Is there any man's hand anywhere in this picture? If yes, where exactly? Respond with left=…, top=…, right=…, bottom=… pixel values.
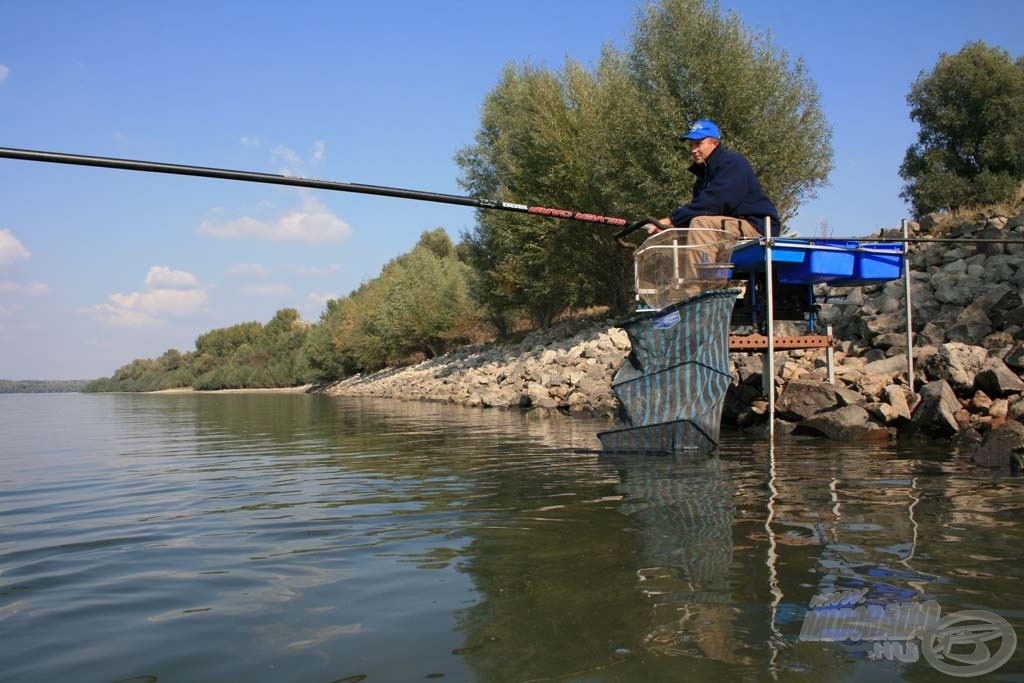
left=646, top=217, right=673, bottom=235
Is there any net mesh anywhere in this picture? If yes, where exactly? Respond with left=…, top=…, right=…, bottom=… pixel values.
left=598, top=289, right=738, bottom=453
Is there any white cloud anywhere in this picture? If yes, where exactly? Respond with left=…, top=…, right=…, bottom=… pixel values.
left=198, top=196, right=351, bottom=243
left=144, top=266, right=200, bottom=289
left=267, top=140, right=326, bottom=175
left=0, top=281, right=48, bottom=296
left=0, top=65, right=8, bottom=85
left=302, top=292, right=338, bottom=320
left=226, top=263, right=270, bottom=278
left=0, top=229, right=30, bottom=268
left=241, top=136, right=261, bottom=147
left=83, top=268, right=207, bottom=327
left=272, top=145, right=303, bottom=173
left=0, top=303, right=19, bottom=318
left=239, top=283, right=293, bottom=297
left=292, top=263, right=341, bottom=278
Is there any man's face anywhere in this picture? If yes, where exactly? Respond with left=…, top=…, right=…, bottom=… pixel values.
left=688, top=137, right=719, bottom=164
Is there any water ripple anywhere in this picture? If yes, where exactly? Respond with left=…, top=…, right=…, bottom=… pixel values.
left=1, top=394, right=1022, bottom=681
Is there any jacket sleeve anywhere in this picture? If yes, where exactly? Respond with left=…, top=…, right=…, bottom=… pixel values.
left=669, top=153, right=751, bottom=227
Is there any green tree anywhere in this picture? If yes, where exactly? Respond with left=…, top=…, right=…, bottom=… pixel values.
left=304, top=297, right=361, bottom=380
left=457, top=0, right=831, bottom=325
left=900, top=41, right=1024, bottom=216
left=195, top=322, right=263, bottom=359
left=378, top=239, right=479, bottom=359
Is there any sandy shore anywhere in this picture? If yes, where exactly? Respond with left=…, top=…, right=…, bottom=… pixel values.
left=150, top=384, right=314, bottom=395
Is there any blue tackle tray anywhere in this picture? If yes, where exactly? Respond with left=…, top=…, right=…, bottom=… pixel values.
left=832, top=243, right=904, bottom=285
left=777, top=240, right=858, bottom=284
left=730, top=238, right=808, bottom=272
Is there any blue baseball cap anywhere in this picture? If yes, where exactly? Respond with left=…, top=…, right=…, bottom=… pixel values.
left=680, top=119, right=721, bottom=141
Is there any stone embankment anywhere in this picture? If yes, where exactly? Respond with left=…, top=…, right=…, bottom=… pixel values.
left=325, top=319, right=631, bottom=416
left=326, top=210, right=1024, bottom=469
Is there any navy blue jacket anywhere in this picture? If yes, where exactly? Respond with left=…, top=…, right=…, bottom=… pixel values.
left=669, top=146, right=780, bottom=235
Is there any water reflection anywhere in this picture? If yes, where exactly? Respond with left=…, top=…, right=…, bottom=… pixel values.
left=606, top=454, right=745, bottom=663
left=1, top=394, right=1021, bottom=682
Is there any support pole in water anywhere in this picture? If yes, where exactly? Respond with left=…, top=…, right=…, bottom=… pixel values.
left=764, top=218, right=776, bottom=440
left=826, top=324, right=835, bottom=385
left=902, top=218, right=915, bottom=389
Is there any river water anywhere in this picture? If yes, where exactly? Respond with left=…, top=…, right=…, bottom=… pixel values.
left=1, top=393, right=1022, bottom=682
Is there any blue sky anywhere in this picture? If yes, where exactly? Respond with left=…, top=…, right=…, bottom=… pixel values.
left=1, top=1, right=1021, bottom=380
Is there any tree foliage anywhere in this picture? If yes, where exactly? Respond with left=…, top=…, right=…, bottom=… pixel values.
left=308, top=229, right=482, bottom=377
left=86, top=228, right=481, bottom=392
left=900, top=41, right=1024, bottom=216
left=457, top=0, right=831, bottom=326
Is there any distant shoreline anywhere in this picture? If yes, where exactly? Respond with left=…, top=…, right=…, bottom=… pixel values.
left=148, top=385, right=314, bottom=395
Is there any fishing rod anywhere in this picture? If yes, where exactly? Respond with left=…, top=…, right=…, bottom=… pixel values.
left=8, top=146, right=1017, bottom=246
left=0, top=146, right=654, bottom=243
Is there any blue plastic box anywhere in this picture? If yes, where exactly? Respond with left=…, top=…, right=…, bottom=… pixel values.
left=730, top=238, right=808, bottom=272
left=778, top=240, right=858, bottom=284
left=833, top=243, right=904, bottom=285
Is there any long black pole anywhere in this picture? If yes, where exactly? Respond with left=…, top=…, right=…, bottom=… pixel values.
left=6, top=146, right=1023, bottom=245
left=0, top=146, right=628, bottom=228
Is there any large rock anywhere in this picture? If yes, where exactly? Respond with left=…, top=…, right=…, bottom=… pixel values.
left=796, top=405, right=890, bottom=441
left=883, top=384, right=913, bottom=421
left=975, top=358, right=1024, bottom=397
left=863, top=355, right=910, bottom=384
left=930, top=272, right=987, bottom=306
left=946, top=306, right=993, bottom=344
left=524, top=382, right=557, bottom=409
left=1003, top=345, right=1024, bottom=372
left=776, top=379, right=861, bottom=421
left=923, top=343, right=988, bottom=393
left=733, top=354, right=763, bottom=386
left=916, top=321, right=947, bottom=346
left=977, top=225, right=1006, bottom=256
left=971, top=421, right=1024, bottom=470
left=1011, top=398, right=1024, bottom=421
left=909, top=380, right=961, bottom=436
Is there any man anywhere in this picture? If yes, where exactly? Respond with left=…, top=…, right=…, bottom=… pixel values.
left=649, top=119, right=779, bottom=238
left=636, top=119, right=780, bottom=306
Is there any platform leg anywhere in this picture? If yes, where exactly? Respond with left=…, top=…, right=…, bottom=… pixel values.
left=826, top=324, right=835, bottom=385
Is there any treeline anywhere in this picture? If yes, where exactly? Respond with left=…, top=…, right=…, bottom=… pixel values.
left=86, top=230, right=482, bottom=392
left=84, top=307, right=311, bottom=393
left=0, top=379, right=92, bottom=393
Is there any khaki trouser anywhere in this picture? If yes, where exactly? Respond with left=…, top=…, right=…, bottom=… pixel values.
left=688, top=215, right=761, bottom=239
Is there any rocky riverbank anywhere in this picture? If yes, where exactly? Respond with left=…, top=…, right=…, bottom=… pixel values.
left=324, top=210, right=1024, bottom=469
